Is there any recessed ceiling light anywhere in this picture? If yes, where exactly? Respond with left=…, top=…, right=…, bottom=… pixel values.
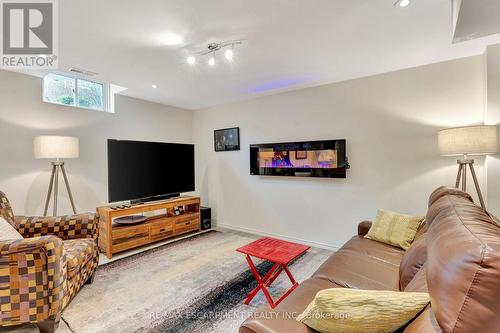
left=152, top=84, right=158, bottom=89
left=186, top=56, right=196, bottom=65
left=394, top=0, right=410, bottom=7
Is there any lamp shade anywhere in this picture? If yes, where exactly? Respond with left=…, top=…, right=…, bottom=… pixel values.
left=34, top=136, right=79, bottom=159
left=438, top=125, right=498, bottom=156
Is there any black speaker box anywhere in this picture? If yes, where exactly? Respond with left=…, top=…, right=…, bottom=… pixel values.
left=200, top=206, right=212, bottom=230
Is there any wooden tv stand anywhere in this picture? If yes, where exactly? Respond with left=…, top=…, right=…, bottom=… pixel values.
left=97, top=196, right=200, bottom=258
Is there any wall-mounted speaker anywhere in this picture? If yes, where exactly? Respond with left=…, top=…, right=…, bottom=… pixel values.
left=200, top=206, right=211, bottom=230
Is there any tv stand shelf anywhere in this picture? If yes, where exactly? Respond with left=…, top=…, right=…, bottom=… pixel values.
left=97, top=196, right=200, bottom=258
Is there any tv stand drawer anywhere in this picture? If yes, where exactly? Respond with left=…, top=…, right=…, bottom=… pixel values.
left=174, top=216, right=199, bottom=235
left=150, top=221, right=174, bottom=241
left=112, top=224, right=149, bottom=239
left=112, top=225, right=149, bottom=252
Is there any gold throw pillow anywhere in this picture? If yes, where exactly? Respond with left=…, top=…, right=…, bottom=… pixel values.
left=297, top=288, right=430, bottom=333
left=365, top=209, right=424, bottom=250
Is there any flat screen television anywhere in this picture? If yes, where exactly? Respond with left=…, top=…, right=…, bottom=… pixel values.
left=107, top=139, right=195, bottom=203
left=250, top=139, right=347, bottom=178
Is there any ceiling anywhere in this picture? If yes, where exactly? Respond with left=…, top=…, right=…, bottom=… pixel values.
left=453, top=0, right=500, bottom=43
left=51, top=0, right=500, bottom=110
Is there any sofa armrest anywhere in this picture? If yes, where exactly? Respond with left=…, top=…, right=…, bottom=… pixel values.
left=14, top=213, right=98, bottom=240
left=0, top=236, right=67, bottom=326
left=358, top=220, right=372, bottom=236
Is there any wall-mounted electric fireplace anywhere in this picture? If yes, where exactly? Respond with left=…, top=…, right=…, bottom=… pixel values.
left=250, top=139, right=347, bottom=178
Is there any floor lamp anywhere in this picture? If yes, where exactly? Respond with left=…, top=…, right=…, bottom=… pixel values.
left=438, top=125, right=498, bottom=209
left=34, top=136, right=79, bottom=216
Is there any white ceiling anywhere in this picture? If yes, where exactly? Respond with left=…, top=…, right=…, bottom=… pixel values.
left=54, top=0, right=500, bottom=110
left=453, top=0, right=500, bottom=42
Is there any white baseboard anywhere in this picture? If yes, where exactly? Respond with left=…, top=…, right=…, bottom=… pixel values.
left=214, top=221, right=340, bottom=252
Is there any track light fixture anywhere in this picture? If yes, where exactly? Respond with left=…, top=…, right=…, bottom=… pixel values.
left=394, top=0, right=410, bottom=7
left=224, top=49, right=233, bottom=61
left=186, top=40, right=242, bottom=67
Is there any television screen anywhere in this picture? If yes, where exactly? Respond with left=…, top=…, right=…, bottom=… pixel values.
left=250, top=140, right=347, bottom=178
left=107, top=139, right=195, bottom=202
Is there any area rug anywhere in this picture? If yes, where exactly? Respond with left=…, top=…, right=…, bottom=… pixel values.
left=59, top=230, right=330, bottom=333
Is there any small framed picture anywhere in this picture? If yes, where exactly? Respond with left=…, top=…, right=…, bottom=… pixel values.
left=214, top=127, right=240, bottom=152
left=295, top=150, right=307, bottom=159
left=174, top=206, right=185, bottom=216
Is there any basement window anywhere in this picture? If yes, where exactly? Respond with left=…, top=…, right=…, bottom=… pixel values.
left=43, top=73, right=110, bottom=112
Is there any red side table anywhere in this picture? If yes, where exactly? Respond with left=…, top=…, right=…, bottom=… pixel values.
left=236, top=237, right=310, bottom=308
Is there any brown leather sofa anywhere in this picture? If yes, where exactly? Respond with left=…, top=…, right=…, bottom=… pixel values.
left=240, top=186, right=500, bottom=333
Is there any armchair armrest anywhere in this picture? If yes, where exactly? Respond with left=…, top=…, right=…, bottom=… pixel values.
left=358, top=220, right=372, bottom=236
left=0, top=236, right=67, bottom=326
left=14, top=213, right=98, bottom=240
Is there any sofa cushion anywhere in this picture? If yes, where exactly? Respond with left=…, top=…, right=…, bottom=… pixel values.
left=240, top=278, right=339, bottom=333
left=402, top=307, right=442, bottom=333
left=276, top=277, right=342, bottom=314
left=312, top=236, right=403, bottom=290
left=297, top=288, right=430, bottom=333
left=399, top=236, right=427, bottom=291
left=404, top=264, right=428, bottom=293
left=0, top=216, right=23, bottom=241
left=63, top=238, right=96, bottom=279
left=425, top=187, right=500, bottom=333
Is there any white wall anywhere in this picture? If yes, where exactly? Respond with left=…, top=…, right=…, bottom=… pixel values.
left=0, top=70, right=193, bottom=216
left=486, top=44, right=500, bottom=217
left=1, top=55, right=494, bottom=249
left=193, top=56, right=486, bottom=250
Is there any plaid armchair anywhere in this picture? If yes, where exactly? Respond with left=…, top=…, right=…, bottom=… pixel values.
left=0, top=191, right=99, bottom=333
